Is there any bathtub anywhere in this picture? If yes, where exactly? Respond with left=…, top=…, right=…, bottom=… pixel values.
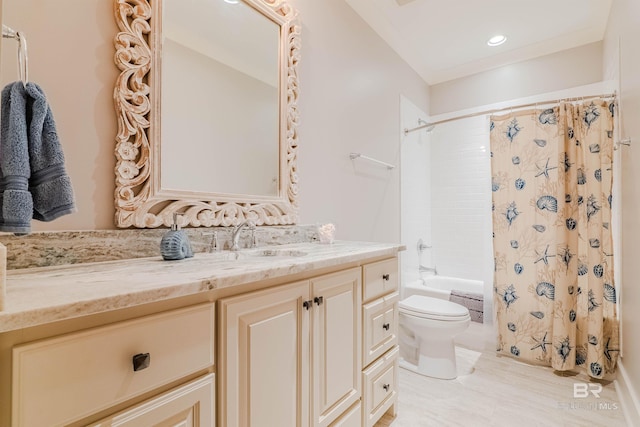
left=402, top=276, right=483, bottom=300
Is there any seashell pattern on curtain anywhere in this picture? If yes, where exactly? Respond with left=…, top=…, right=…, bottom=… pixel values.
left=490, top=100, right=619, bottom=378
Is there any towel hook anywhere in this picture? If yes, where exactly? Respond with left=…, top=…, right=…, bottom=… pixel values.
left=16, top=31, right=28, bottom=87
left=2, top=25, right=28, bottom=87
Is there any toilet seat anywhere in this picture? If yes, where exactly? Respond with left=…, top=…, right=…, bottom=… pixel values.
left=399, top=295, right=470, bottom=321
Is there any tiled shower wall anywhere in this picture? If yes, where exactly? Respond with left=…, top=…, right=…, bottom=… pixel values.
left=429, top=116, right=493, bottom=284
left=400, top=96, right=432, bottom=286
left=400, top=97, right=493, bottom=323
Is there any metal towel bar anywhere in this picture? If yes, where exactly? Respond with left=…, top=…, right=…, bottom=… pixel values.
left=349, top=152, right=395, bottom=170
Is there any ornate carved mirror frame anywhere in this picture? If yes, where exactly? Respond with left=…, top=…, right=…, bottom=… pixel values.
left=113, top=0, right=300, bottom=228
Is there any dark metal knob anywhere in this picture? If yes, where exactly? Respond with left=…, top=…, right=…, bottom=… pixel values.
left=314, top=296, right=324, bottom=306
left=383, top=383, right=390, bottom=392
left=303, top=300, right=313, bottom=310
left=382, top=323, right=390, bottom=331
left=132, top=353, right=150, bottom=372
left=382, top=274, right=390, bottom=281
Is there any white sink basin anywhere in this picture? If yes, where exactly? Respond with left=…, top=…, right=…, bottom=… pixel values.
left=242, top=249, right=308, bottom=258
left=202, top=248, right=308, bottom=261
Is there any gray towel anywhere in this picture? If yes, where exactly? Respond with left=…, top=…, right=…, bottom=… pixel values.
left=450, top=290, right=484, bottom=323
left=0, top=82, right=76, bottom=234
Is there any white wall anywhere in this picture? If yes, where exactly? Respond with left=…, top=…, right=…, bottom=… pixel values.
left=602, top=0, right=640, bottom=423
left=161, top=38, right=278, bottom=196
left=290, top=0, right=429, bottom=243
left=430, top=42, right=604, bottom=115
left=400, top=96, right=430, bottom=285
left=1, top=0, right=118, bottom=230
left=0, top=0, right=429, bottom=241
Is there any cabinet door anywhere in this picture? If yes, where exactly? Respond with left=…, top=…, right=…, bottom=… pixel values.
left=219, top=281, right=310, bottom=427
left=329, top=401, right=361, bottom=427
left=310, top=268, right=362, bottom=427
left=90, top=374, right=214, bottom=427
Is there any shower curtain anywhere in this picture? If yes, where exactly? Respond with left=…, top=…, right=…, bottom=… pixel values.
left=490, top=99, right=618, bottom=378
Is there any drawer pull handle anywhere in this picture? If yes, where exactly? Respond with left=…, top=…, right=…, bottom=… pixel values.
left=382, top=274, right=390, bottom=281
left=383, top=383, right=390, bottom=392
left=382, top=323, right=390, bottom=331
left=314, top=296, right=324, bottom=306
left=132, top=353, right=151, bottom=372
left=303, top=300, right=313, bottom=310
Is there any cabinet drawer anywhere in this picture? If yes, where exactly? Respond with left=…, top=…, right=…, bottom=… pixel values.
left=363, top=258, right=398, bottom=302
left=362, top=346, right=399, bottom=427
left=90, top=374, right=215, bottom=426
left=12, top=303, right=215, bottom=427
left=363, top=292, right=399, bottom=367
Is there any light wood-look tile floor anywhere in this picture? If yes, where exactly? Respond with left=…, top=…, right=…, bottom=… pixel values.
left=376, top=322, right=627, bottom=427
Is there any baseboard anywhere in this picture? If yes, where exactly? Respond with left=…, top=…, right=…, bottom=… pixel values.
left=615, top=361, right=640, bottom=426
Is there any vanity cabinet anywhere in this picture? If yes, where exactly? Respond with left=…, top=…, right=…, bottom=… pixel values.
left=219, top=268, right=362, bottom=427
left=11, top=303, right=215, bottom=427
left=1, top=242, right=403, bottom=427
left=361, top=258, right=399, bottom=427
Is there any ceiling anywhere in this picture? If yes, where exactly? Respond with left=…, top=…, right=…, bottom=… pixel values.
left=344, top=0, right=613, bottom=85
left=164, top=0, right=279, bottom=87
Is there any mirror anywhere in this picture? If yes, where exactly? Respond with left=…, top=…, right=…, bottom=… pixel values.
left=113, top=0, right=300, bottom=228
left=161, top=0, right=280, bottom=196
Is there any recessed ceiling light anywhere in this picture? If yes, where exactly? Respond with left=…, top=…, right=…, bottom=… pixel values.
left=487, top=35, right=507, bottom=47
left=224, top=0, right=240, bottom=4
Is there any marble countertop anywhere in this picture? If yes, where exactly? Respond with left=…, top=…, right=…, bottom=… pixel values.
left=0, top=241, right=403, bottom=333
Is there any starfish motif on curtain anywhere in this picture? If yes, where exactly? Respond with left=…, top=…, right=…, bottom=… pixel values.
left=531, top=332, right=552, bottom=353
left=534, top=245, right=556, bottom=265
left=535, top=158, right=558, bottom=178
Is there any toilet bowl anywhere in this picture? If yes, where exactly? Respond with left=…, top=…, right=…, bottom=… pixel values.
left=398, top=294, right=470, bottom=379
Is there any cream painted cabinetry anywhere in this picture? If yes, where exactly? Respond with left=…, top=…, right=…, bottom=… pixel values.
left=329, top=401, right=362, bottom=427
left=219, top=280, right=310, bottom=427
left=3, top=246, right=402, bottom=427
left=361, top=258, right=399, bottom=427
left=89, top=373, right=215, bottom=426
left=219, top=268, right=362, bottom=427
left=11, top=303, right=215, bottom=427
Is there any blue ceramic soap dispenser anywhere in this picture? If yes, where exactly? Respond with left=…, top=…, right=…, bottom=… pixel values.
left=160, top=213, right=194, bottom=261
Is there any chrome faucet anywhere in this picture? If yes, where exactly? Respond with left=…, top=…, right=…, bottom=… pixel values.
left=231, top=220, right=255, bottom=251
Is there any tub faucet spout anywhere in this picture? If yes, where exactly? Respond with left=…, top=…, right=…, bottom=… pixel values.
left=419, top=264, right=437, bottom=275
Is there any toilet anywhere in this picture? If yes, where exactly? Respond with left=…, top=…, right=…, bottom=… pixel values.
left=398, top=294, right=471, bottom=379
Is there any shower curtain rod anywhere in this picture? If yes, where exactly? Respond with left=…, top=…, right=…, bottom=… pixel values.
left=404, top=92, right=617, bottom=135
